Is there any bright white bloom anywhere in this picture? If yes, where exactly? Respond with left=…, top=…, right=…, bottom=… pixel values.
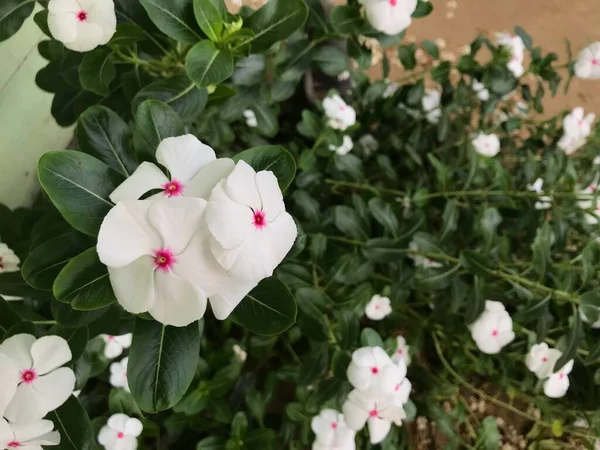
left=472, top=132, right=501, bottom=157
left=469, top=301, right=515, bottom=354
left=358, top=0, right=418, bottom=36
left=100, top=334, right=132, bottom=359
left=329, top=136, right=354, bottom=156
left=243, top=109, right=258, bottom=128
left=98, top=414, right=143, bottom=450
left=323, top=95, right=356, bottom=131
left=422, top=88, right=441, bottom=124
left=233, top=344, right=247, bottom=362
left=577, top=183, right=600, bottom=225
left=347, top=347, right=397, bottom=391
left=110, top=135, right=235, bottom=203
left=543, top=360, right=574, bottom=398
left=48, top=0, right=117, bottom=52
left=0, top=334, right=75, bottom=423
left=527, top=178, right=552, bottom=210
left=342, top=388, right=406, bottom=444
left=472, top=79, right=489, bottom=101
left=574, top=42, right=600, bottom=80
left=383, top=82, right=398, bottom=98
left=391, top=336, right=411, bottom=366
left=109, top=357, right=129, bottom=393
left=311, top=409, right=356, bottom=450
left=365, top=295, right=392, bottom=321
left=358, top=134, right=379, bottom=153
left=408, top=241, right=443, bottom=268
left=496, top=32, right=525, bottom=78
left=525, top=343, right=562, bottom=380
left=205, top=161, right=297, bottom=283
left=558, top=107, right=595, bottom=155
left=0, top=243, right=20, bottom=274
left=0, top=418, right=60, bottom=450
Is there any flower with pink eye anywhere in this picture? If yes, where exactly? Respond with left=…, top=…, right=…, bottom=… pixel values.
left=472, top=132, right=501, bottom=158
left=347, top=347, right=397, bottom=391
left=543, top=360, right=574, bottom=398
left=322, top=95, right=356, bottom=131
left=0, top=418, right=60, bottom=450
left=558, top=107, right=595, bottom=155
left=358, top=0, right=418, bottom=36
left=391, top=335, right=412, bottom=366
left=525, top=343, right=562, bottom=380
left=100, top=333, right=132, bottom=359
left=109, top=357, right=130, bottom=393
left=311, top=409, right=355, bottom=450
left=574, top=42, right=600, bottom=80
left=98, top=414, right=143, bottom=450
left=469, top=300, right=515, bottom=354
left=365, top=295, right=392, bottom=321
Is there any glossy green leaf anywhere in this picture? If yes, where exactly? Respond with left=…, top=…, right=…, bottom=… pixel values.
left=54, top=247, right=116, bottom=311
left=230, top=277, right=297, bottom=336
left=298, top=344, right=328, bottom=385
left=0, top=0, right=35, bottom=42
left=49, top=396, right=94, bottom=450
left=580, top=289, right=600, bottom=325
left=193, top=0, right=224, bottom=41
left=554, top=313, right=583, bottom=372
left=368, top=198, right=399, bottom=236
left=313, top=45, right=349, bottom=76
left=295, top=288, right=329, bottom=341
left=185, top=41, right=234, bottom=88
left=459, top=250, right=493, bottom=279
left=412, top=1, right=433, bottom=18
left=109, top=389, right=143, bottom=417
left=139, top=0, right=201, bottom=43
left=133, top=100, right=185, bottom=162
left=78, top=48, right=116, bottom=96
left=38, top=151, right=124, bottom=236
left=360, top=328, right=384, bottom=347
left=129, top=318, right=201, bottom=412
left=196, top=437, right=226, bottom=450
left=330, top=5, right=365, bottom=34
left=233, top=146, right=296, bottom=191
left=0, top=296, right=21, bottom=336
left=51, top=299, right=110, bottom=328
left=334, top=206, right=368, bottom=240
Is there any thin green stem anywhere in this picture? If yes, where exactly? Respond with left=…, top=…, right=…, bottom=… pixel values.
left=32, top=320, right=57, bottom=325
left=282, top=337, right=301, bottom=365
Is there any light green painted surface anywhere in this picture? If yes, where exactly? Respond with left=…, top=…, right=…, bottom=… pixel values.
left=0, top=7, right=74, bottom=209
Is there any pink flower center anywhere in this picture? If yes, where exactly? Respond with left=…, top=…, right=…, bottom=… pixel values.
left=7, top=442, right=21, bottom=448
left=339, top=105, right=346, bottom=111
left=397, top=348, right=403, bottom=355
left=76, top=10, right=88, bottom=22
left=371, top=366, right=379, bottom=374
left=592, top=58, right=598, bottom=66
left=389, top=0, right=398, bottom=5
left=491, top=329, right=499, bottom=337
left=0, top=257, right=4, bottom=269
left=330, top=422, right=338, bottom=429
left=394, top=383, right=401, bottom=392
left=117, top=432, right=125, bottom=439
left=162, top=179, right=184, bottom=197
left=253, top=210, right=267, bottom=229
left=375, top=305, right=380, bottom=310
left=20, top=369, right=36, bottom=384
left=542, top=356, right=548, bottom=362
left=153, top=248, right=176, bottom=272
left=369, top=409, right=379, bottom=418
left=107, top=335, right=115, bottom=340
left=559, top=372, right=565, bottom=380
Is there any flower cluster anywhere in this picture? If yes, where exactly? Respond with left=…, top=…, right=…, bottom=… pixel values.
left=97, top=135, right=297, bottom=326
left=525, top=343, right=574, bottom=398
left=557, top=107, right=595, bottom=155
left=0, top=334, right=76, bottom=449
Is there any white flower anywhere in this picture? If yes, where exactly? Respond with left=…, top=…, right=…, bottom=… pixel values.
left=110, top=135, right=235, bottom=203
left=594, top=156, right=600, bottom=165
left=358, top=0, right=417, bottom=36
left=525, top=343, right=562, bottom=380
left=243, top=109, right=258, bottom=128
left=109, top=357, right=129, bottom=392
left=408, top=241, right=443, bottom=268
left=0, top=334, right=75, bottom=423
left=233, top=344, right=247, bottom=362
left=472, top=79, right=490, bottom=101
left=543, top=360, right=574, bottom=398
left=0, top=418, right=60, bottom=449
left=364, top=295, right=392, bottom=321
left=48, top=0, right=117, bottom=52
left=337, top=71, right=351, bottom=81
left=342, top=388, right=406, bottom=444
left=0, top=243, right=20, bottom=274
left=496, top=32, right=525, bottom=77
left=329, top=136, right=354, bottom=156
left=346, top=347, right=396, bottom=391
left=574, top=42, right=600, bottom=80
left=205, top=160, right=297, bottom=283
left=323, top=95, right=356, bottom=131
left=358, top=134, right=379, bottom=153
left=98, top=414, right=143, bottom=450
left=577, top=183, right=600, bottom=225
left=469, top=301, right=515, bottom=354
left=100, top=334, right=132, bottom=359
left=558, top=107, right=595, bottom=155
left=311, top=409, right=356, bottom=450
left=422, top=88, right=441, bottom=124
left=391, top=336, right=411, bottom=366
left=472, top=132, right=501, bottom=157
left=527, top=178, right=552, bottom=210
left=383, top=82, right=398, bottom=98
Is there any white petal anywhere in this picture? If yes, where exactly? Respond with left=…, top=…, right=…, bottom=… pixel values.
left=48, top=0, right=82, bottom=14
left=342, top=395, right=369, bottom=431
left=110, top=162, right=169, bottom=203
left=206, top=182, right=253, bottom=250
left=185, top=158, right=236, bottom=199
left=5, top=384, right=50, bottom=423
left=223, top=161, right=261, bottom=209
left=36, top=367, right=76, bottom=413
left=87, top=0, right=116, bottom=44
left=10, top=419, right=54, bottom=442
left=0, top=333, right=35, bottom=370
left=346, top=363, right=372, bottom=391
left=98, top=426, right=117, bottom=446
left=31, top=336, right=72, bottom=376
left=103, top=338, right=124, bottom=359
left=114, top=335, right=132, bottom=349
left=125, top=418, right=143, bottom=437
left=544, top=373, right=570, bottom=398
left=0, top=418, right=15, bottom=443
left=147, top=197, right=207, bottom=255
left=208, top=278, right=258, bottom=321
left=97, top=201, right=161, bottom=268
left=156, top=135, right=216, bottom=184
left=255, top=171, right=285, bottom=221
left=108, top=258, right=156, bottom=314
left=367, top=417, right=392, bottom=444
left=48, top=12, right=78, bottom=44
left=67, top=21, right=105, bottom=52
left=149, top=272, right=208, bottom=326
left=311, top=409, right=340, bottom=437
left=119, top=436, right=139, bottom=450
left=0, top=353, right=20, bottom=414
left=107, top=414, right=130, bottom=432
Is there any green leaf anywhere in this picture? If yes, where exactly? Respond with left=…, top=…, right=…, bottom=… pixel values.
left=412, top=1, right=433, bottom=18
left=53, top=247, right=116, bottom=311
left=297, top=110, right=321, bottom=139
left=109, top=389, right=143, bottom=417
left=285, top=403, right=309, bottom=422
left=459, top=251, right=493, bottom=279
left=252, top=100, right=279, bottom=137
left=313, top=45, right=349, bottom=76
left=531, top=222, right=553, bottom=276
left=0, top=296, right=21, bottom=336
left=78, top=48, right=116, bottom=96
left=476, top=417, right=501, bottom=450
left=421, top=40, right=439, bottom=59
left=193, top=0, right=224, bottom=41
left=133, top=100, right=185, bottom=162
left=49, top=396, right=94, bottom=450
left=368, top=198, right=399, bottom=237
left=38, top=151, right=124, bottom=237
left=140, top=0, right=201, bottom=43
left=584, top=342, right=600, bottom=366
left=197, top=437, right=227, bottom=450
left=360, top=328, right=384, bottom=347
left=440, top=200, right=458, bottom=240
left=298, top=344, right=328, bottom=385
left=245, top=0, right=309, bottom=53
left=48, top=325, right=89, bottom=361
left=232, top=146, right=296, bottom=191
left=580, top=289, right=600, bottom=325
left=295, top=288, right=329, bottom=341
left=129, top=318, right=201, bottom=412
left=51, top=299, right=109, bottom=328
left=185, top=41, right=234, bottom=88
left=76, top=106, right=137, bottom=176
left=514, top=296, right=551, bottom=323
left=514, top=26, right=533, bottom=50
left=22, top=232, right=94, bottom=290
left=330, top=5, right=365, bottom=34
left=334, top=206, right=368, bottom=240
left=230, top=277, right=297, bottom=336
left=0, top=0, right=35, bottom=42
left=132, top=74, right=208, bottom=122
left=397, top=43, right=417, bottom=70
left=244, top=429, right=276, bottom=450
left=336, top=310, right=359, bottom=349
left=554, top=313, right=583, bottom=372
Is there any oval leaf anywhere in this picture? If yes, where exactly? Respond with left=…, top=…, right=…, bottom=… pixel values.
left=139, top=0, right=201, bottom=43
left=193, top=0, right=224, bottom=42
left=185, top=41, right=234, bottom=88
left=78, top=48, right=116, bottom=96
left=133, top=100, right=185, bottom=162
left=51, top=299, right=110, bottom=328
left=233, top=146, right=296, bottom=191
left=49, top=396, right=94, bottom=450
left=0, top=0, right=35, bottom=42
